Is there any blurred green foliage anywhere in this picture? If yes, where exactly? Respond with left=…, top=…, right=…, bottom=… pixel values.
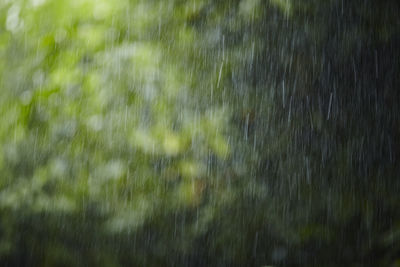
left=0, top=0, right=399, bottom=266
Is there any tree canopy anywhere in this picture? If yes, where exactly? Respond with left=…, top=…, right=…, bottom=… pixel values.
left=0, top=0, right=399, bottom=266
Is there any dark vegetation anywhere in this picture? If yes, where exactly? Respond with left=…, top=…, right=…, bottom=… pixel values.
left=0, top=0, right=399, bottom=266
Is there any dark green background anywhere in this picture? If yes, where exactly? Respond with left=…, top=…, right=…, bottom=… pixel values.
left=0, top=0, right=399, bottom=266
